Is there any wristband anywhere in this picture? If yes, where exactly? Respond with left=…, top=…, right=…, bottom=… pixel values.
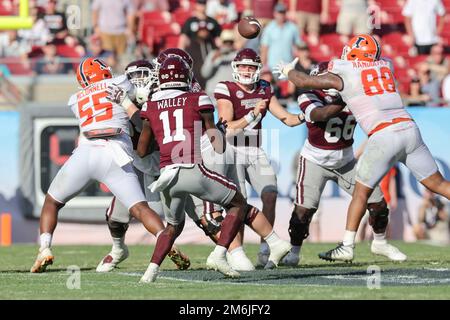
left=244, top=111, right=256, bottom=123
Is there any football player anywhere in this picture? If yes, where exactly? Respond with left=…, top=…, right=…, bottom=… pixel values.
left=274, top=34, right=450, bottom=262
left=214, top=48, right=305, bottom=267
left=30, top=58, right=179, bottom=277
left=136, top=56, right=291, bottom=282
left=96, top=59, right=190, bottom=272
left=281, top=62, right=406, bottom=266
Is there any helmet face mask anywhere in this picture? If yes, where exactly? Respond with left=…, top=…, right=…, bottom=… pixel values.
left=232, top=49, right=262, bottom=85
left=125, top=60, right=158, bottom=104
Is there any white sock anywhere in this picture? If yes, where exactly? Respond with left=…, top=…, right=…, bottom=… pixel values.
left=112, top=237, right=125, bottom=250
left=39, top=233, right=52, bottom=250
left=342, top=230, right=356, bottom=247
left=147, top=262, right=159, bottom=271
left=229, top=246, right=244, bottom=256
left=372, top=232, right=387, bottom=244
left=264, top=231, right=281, bottom=248
left=213, top=245, right=227, bottom=257
left=259, top=241, right=270, bottom=254
left=291, top=246, right=301, bottom=255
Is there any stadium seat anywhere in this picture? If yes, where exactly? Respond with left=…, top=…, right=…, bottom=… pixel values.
left=172, top=8, right=192, bottom=27
left=2, top=57, right=32, bottom=75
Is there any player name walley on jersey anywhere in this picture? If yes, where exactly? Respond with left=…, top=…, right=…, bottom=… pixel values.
left=178, top=304, right=271, bottom=317
left=157, top=97, right=188, bottom=110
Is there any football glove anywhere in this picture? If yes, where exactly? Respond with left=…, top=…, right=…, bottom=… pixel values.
left=273, top=57, right=299, bottom=80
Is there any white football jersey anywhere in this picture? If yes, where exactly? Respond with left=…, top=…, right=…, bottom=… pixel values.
left=327, top=59, right=411, bottom=135
left=68, top=75, right=131, bottom=135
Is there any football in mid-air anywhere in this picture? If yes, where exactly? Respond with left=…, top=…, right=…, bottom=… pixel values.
left=238, top=16, right=262, bottom=39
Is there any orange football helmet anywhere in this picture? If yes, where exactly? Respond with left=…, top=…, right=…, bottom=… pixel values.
left=76, top=57, right=112, bottom=88
left=341, top=34, right=381, bottom=62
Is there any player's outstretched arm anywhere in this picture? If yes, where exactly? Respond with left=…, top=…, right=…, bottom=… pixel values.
left=309, top=102, right=346, bottom=122
left=268, top=96, right=305, bottom=127
left=136, top=120, right=153, bottom=157
left=200, top=110, right=226, bottom=154
left=106, top=84, right=139, bottom=118
left=273, top=58, right=343, bottom=90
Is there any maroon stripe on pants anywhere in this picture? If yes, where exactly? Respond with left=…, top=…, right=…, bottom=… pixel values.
left=107, top=196, right=116, bottom=219
left=295, top=157, right=303, bottom=204
left=198, top=164, right=237, bottom=191
left=300, top=157, right=306, bottom=204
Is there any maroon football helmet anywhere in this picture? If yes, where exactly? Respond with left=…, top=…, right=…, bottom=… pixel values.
left=158, top=56, right=192, bottom=89
left=232, top=48, right=263, bottom=85
left=125, top=59, right=158, bottom=104
left=154, top=48, right=194, bottom=70
left=309, top=61, right=330, bottom=76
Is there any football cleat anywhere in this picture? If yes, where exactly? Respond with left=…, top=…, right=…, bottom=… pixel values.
left=371, top=241, right=407, bottom=262
left=206, top=251, right=240, bottom=278
left=168, top=246, right=191, bottom=270
left=140, top=263, right=159, bottom=283
left=30, top=247, right=54, bottom=273
left=227, top=251, right=255, bottom=271
left=265, top=240, right=292, bottom=268
left=280, top=251, right=301, bottom=267
left=318, top=243, right=354, bottom=262
left=96, top=246, right=129, bottom=273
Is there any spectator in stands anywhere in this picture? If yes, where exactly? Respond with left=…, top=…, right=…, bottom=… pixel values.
left=133, top=0, right=169, bottom=12
left=201, top=29, right=237, bottom=97
left=417, top=63, right=442, bottom=106
left=34, top=41, right=71, bottom=75
left=243, top=0, right=278, bottom=26
left=414, top=190, right=449, bottom=244
left=336, top=0, right=371, bottom=42
left=85, top=35, right=113, bottom=60
left=260, top=3, right=303, bottom=70
left=287, top=0, right=329, bottom=46
left=292, top=43, right=317, bottom=98
left=206, top=0, right=238, bottom=26
left=402, top=0, right=446, bottom=55
left=423, top=44, right=449, bottom=82
left=404, top=76, right=433, bottom=107
left=18, top=3, right=51, bottom=47
left=442, top=63, right=450, bottom=106
left=178, top=0, right=222, bottom=88
left=41, top=0, right=68, bottom=40
left=0, top=31, right=30, bottom=57
left=92, top=0, right=136, bottom=59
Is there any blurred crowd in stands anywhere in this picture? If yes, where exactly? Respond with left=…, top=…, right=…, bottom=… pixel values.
left=1, top=0, right=450, bottom=107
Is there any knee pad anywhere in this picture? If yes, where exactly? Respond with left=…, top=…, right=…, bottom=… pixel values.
left=288, top=208, right=315, bottom=246
left=107, top=219, right=129, bottom=238
left=368, top=204, right=389, bottom=233
left=244, top=204, right=259, bottom=225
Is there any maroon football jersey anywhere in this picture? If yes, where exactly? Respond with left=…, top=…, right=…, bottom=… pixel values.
left=141, top=89, right=214, bottom=168
left=298, top=90, right=356, bottom=150
left=214, top=80, right=273, bottom=147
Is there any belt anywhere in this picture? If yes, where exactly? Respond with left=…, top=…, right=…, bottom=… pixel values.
left=83, top=128, right=123, bottom=139
left=368, top=118, right=412, bottom=137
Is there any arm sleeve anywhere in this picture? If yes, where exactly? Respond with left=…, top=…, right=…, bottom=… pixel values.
left=297, top=93, right=324, bottom=123
left=196, top=94, right=215, bottom=112
left=130, top=110, right=143, bottom=131
left=214, top=82, right=232, bottom=101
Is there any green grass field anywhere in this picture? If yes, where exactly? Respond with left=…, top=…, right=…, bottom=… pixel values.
left=0, top=242, right=449, bottom=300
